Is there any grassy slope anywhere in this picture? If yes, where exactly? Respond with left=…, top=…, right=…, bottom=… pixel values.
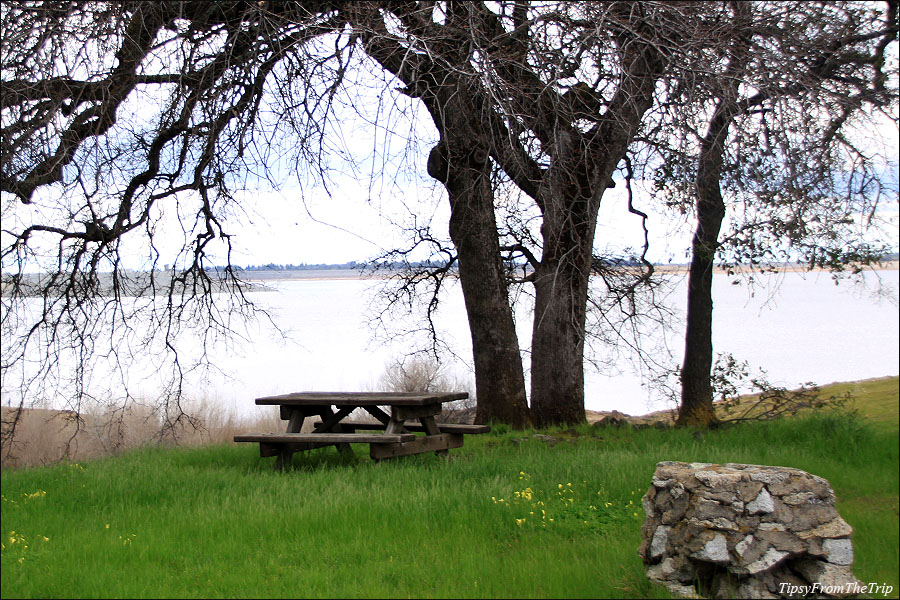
left=1, top=376, right=897, bottom=599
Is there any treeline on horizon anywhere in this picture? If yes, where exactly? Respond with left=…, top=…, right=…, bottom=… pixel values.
left=216, top=250, right=900, bottom=274
left=228, top=259, right=451, bottom=272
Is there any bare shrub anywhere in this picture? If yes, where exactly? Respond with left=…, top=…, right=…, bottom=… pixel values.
left=710, top=354, right=851, bottom=423
left=0, top=403, right=158, bottom=468
left=647, top=353, right=851, bottom=427
left=376, top=356, right=476, bottom=424
left=0, top=394, right=286, bottom=469
left=379, top=356, right=451, bottom=393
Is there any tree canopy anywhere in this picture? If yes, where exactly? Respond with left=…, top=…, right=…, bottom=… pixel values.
left=2, top=2, right=897, bottom=444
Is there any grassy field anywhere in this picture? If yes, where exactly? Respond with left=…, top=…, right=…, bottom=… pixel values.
left=1, top=377, right=897, bottom=599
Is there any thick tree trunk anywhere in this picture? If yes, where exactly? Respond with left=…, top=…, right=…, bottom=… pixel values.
left=429, top=142, right=531, bottom=428
left=677, top=191, right=724, bottom=427
left=529, top=255, right=591, bottom=426
left=677, top=113, right=731, bottom=428
left=528, top=142, right=597, bottom=427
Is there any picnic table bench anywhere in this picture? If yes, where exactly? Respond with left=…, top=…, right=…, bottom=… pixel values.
left=234, top=391, right=489, bottom=469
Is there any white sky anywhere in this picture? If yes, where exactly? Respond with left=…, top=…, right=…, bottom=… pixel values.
left=214, top=174, right=698, bottom=268
left=2, top=44, right=897, bottom=273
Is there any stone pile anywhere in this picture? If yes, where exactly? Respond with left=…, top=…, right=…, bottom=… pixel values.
left=639, top=461, right=859, bottom=599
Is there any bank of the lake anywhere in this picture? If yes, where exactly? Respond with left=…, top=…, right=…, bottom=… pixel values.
left=1, top=394, right=896, bottom=599
left=1, top=267, right=897, bottom=421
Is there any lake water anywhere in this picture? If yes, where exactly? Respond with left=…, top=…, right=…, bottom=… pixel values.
left=3, top=268, right=898, bottom=418
left=173, top=267, right=900, bottom=418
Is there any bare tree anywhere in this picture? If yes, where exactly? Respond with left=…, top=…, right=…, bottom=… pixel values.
left=342, top=2, right=534, bottom=427
left=340, top=2, right=734, bottom=426
left=638, top=1, right=899, bottom=426
left=8, top=1, right=890, bottom=444
left=1, top=1, right=354, bottom=450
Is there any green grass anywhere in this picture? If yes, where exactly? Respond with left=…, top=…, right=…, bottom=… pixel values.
left=835, top=377, right=900, bottom=432
left=2, top=381, right=897, bottom=599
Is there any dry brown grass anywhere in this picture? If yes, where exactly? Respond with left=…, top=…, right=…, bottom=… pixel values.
left=0, top=398, right=285, bottom=470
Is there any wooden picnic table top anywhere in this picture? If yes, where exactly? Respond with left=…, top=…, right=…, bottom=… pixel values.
left=254, top=391, right=469, bottom=407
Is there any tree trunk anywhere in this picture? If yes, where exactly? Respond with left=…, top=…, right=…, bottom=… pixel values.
left=677, top=110, right=731, bottom=428
left=428, top=142, right=531, bottom=428
left=529, top=255, right=591, bottom=426
left=528, top=141, right=597, bottom=427
left=677, top=192, right=724, bottom=427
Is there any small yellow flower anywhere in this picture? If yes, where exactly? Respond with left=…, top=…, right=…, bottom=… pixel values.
left=558, top=483, right=563, bottom=489
left=515, top=518, right=525, bottom=526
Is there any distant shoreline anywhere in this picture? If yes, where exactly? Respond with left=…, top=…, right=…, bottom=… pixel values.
left=3, top=261, right=896, bottom=294
left=241, top=260, right=900, bottom=283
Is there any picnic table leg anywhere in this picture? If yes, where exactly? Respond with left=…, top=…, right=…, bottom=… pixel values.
left=275, top=448, right=292, bottom=471
left=419, top=416, right=449, bottom=457
left=275, top=407, right=308, bottom=470
left=317, top=408, right=354, bottom=458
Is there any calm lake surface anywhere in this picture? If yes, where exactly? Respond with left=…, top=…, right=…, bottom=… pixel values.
left=182, top=267, right=899, bottom=418
left=3, top=268, right=898, bottom=418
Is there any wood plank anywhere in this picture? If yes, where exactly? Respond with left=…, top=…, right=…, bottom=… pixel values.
left=235, top=433, right=416, bottom=444
left=370, top=433, right=464, bottom=460
left=313, top=406, right=355, bottom=433
left=276, top=447, right=293, bottom=471
left=285, top=407, right=305, bottom=432
left=363, top=405, right=391, bottom=424
left=392, top=403, right=441, bottom=421
left=313, top=420, right=491, bottom=434
left=279, top=405, right=320, bottom=420
left=259, top=441, right=332, bottom=456
left=419, top=415, right=441, bottom=436
left=256, top=392, right=468, bottom=406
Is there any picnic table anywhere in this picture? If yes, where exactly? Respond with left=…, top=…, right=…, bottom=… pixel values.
left=234, top=391, right=490, bottom=469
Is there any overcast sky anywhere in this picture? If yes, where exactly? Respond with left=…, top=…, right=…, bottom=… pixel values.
left=3, top=60, right=897, bottom=274
left=192, top=100, right=900, bottom=270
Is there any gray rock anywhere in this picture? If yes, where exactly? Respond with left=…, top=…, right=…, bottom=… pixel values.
left=639, top=462, right=859, bottom=599
left=650, top=525, right=670, bottom=559
left=733, top=547, right=789, bottom=575
left=822, top=538, right=853, bottom=566
left=746, top=488, right=775, bottom=514
left=691, top=533, right=729, bottom=564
